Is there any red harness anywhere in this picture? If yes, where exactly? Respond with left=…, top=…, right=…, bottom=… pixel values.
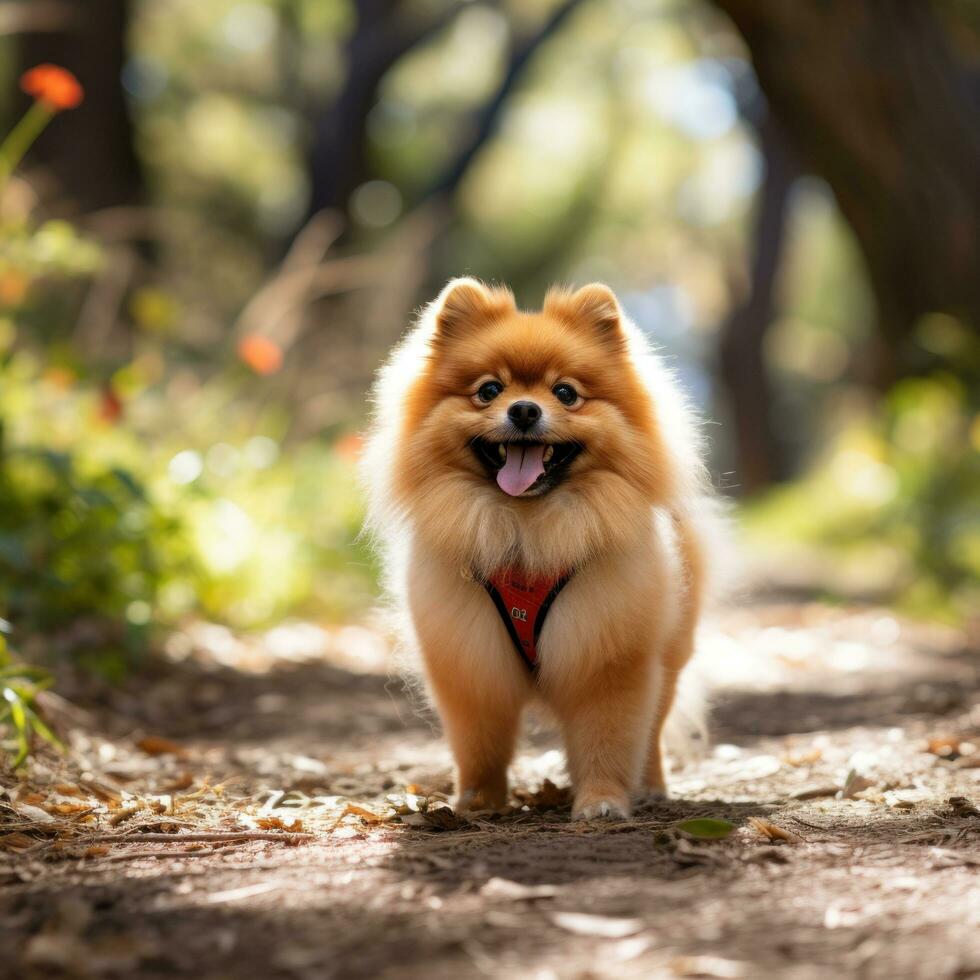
left=483, top=569, right=572, bottom=673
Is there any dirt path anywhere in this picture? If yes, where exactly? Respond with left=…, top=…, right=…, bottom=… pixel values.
left=2, top=600, right=979, bottom=980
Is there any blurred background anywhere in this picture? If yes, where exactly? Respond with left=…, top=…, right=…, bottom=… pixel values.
left=0, top=0, right=977, bottom=681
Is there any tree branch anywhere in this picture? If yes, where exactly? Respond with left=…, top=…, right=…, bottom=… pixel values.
left=423, top=0, right=586, bottom=201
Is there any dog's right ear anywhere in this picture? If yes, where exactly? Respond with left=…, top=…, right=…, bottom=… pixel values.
left=431, top=278, right=514, bottom=340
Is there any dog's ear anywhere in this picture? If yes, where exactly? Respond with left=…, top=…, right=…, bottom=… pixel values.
left=431, top=277, right=514, bottom=340
left=545, top=283, right=624, bottom=345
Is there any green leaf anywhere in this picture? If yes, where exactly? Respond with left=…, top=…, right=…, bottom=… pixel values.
left=0, top=664, right=49, bottom=681
left=4, top=687, right=30, bottom=767
left=111, top=467, right=146, bottom=500
left=24, top=705, right=64, bottom=751
left=676, top=818, right=735, bottom=840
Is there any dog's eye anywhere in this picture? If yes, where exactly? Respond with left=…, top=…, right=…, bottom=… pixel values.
left=476, top=380, right=504, bottom=403
left=553, top=383, right=579, bottom=406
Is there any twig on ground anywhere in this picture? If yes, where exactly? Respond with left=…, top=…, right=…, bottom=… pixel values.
left=85, top=843, right=242, bottom=863
left=81, top=830, right=315, bottom=844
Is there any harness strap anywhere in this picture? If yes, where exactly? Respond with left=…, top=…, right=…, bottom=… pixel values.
left=482, top=569, right=572, bottom=673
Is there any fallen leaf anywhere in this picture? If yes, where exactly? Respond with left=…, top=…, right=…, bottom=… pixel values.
left=677, top=818, right=734, bottom=840
left=419, top=803, right=462, bottom=831
left=790, top=785, right=838, bottom=800
left=929, top=847, right=980, bottom=869
left=44, top=803, right=94, bottom=816
left=747, top=817, right=802, bottom=844
left=12, top=803, right=55, bottom=825
left=783, top=748, right=822, bottom=767
left=838, top=769, right=874, bottom=799
left=670, top=954, right=748, bottom=977
left=256, top=816, right=305, bottom=833
left=79, top=781, right=122, bottom=805
left=514, top=779, right=572, bottom=811
left=480, top=877, right=558, bottom=900
left=0, top=832, right=37, bottom=851
left=550, top=912, right=644, bottom=938
left=136, top=736, right=187, bottom=758
left=342, top=803, right=385, bottom=824
left=946, top=796, right=979, bottom=818
left=108, top=805, right=141, bottom=827
left=205, top=881, right=285, bottom=904
left=927, top=735, right=961, bottom=757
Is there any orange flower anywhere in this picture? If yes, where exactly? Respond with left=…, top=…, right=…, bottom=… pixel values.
left=238, top=334, right=283, bottom=375
left=20, top=64, right=84, bottom=112
left=0, top=270, right=28, bottom=306
left=99, top=383, right=123, bottom=424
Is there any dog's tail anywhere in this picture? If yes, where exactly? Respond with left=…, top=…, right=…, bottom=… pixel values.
left=661, top=493, right=736, bottom=765
left=661, top=654, right=710, bottom=763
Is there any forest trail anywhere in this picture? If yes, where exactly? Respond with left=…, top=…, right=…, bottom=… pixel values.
left=2, top=599, right=979, bottom=980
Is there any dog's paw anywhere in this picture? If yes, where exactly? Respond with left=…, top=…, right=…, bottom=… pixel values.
left=641, top=786, right=671, bottom=804
left=572, top=793, right=632, bottom=821
left=455, top=788, right=509, bottom=815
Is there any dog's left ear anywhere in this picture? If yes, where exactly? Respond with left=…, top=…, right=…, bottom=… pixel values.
left=545, top=283, right=624, bottom=346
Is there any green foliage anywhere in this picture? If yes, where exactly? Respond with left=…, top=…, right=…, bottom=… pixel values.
left=0, top=624, right=61, bottom=767
left=0, top=351, right=375, bottom=667
left=744, top=359, right=980, bottom=623
left=0, top=438, right=186, bottom=673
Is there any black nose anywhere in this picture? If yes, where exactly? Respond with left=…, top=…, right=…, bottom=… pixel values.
left=507, top=400, right=542, bottom=431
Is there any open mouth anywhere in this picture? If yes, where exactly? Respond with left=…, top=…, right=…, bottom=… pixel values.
left=472, top=438, right=582, bottom=497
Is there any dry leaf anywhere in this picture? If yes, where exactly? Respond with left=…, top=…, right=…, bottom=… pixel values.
left=550, top=912, right=644, bottom=938
left=838, top=770, right=874, bottom=799
left=0, top=832, right=38, bottom=851
left=790, top=785, right=838, bottom=800
left=256, top=816, right=306, bottom=832
left=747, top=817, right=803, bottom=844
left=514, top=779, right=572, bottom=811
left=480, top=878, right=558, bottom=900
left=54, top=784, right=83, bottom=797
left=419, top=803, right=462, bottom=831
left=44, top=803, right=94, bottom=816
left=946, top=796, right=979, bottom=818
left=670, top=955, right=748, bottom=978
left=12, top=802, right=55, bottom=825
left=342, top=803, right=385, bottom=824
left=927, top=735, right=960, bottom=757
left=163, top=773, right=195, bottom=793
left=136, top=736, right=187, bottom=758
left=784, top=748, right=822, bottom=767
left=108, top=806, right=141, bottom=827
left=79, top=781, right=122, bottom=805
left=84, top=846, right=109, bottom=857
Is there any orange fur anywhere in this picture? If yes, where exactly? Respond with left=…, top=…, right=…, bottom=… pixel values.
left=363, top=278, right=715, bottom=819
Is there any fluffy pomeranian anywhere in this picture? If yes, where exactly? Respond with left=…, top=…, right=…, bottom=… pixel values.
left=363, top=278, right=717, bottom=819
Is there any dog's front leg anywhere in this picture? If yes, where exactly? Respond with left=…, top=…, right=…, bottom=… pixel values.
left=425, top=661, right=527, bottom=813
left=546, top=654, right=654, bottom=820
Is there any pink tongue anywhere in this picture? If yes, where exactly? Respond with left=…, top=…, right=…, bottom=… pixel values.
left=497, top=444, right=546, bottom=496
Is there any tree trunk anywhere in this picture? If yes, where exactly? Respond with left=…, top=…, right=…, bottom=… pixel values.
left=18, top=0, right=142, bottom=212
left=710, top=0, right=980, bottom=366
left=305, top=0, right=453, bottom=219
left=719, top=114, right=797, bottom=494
